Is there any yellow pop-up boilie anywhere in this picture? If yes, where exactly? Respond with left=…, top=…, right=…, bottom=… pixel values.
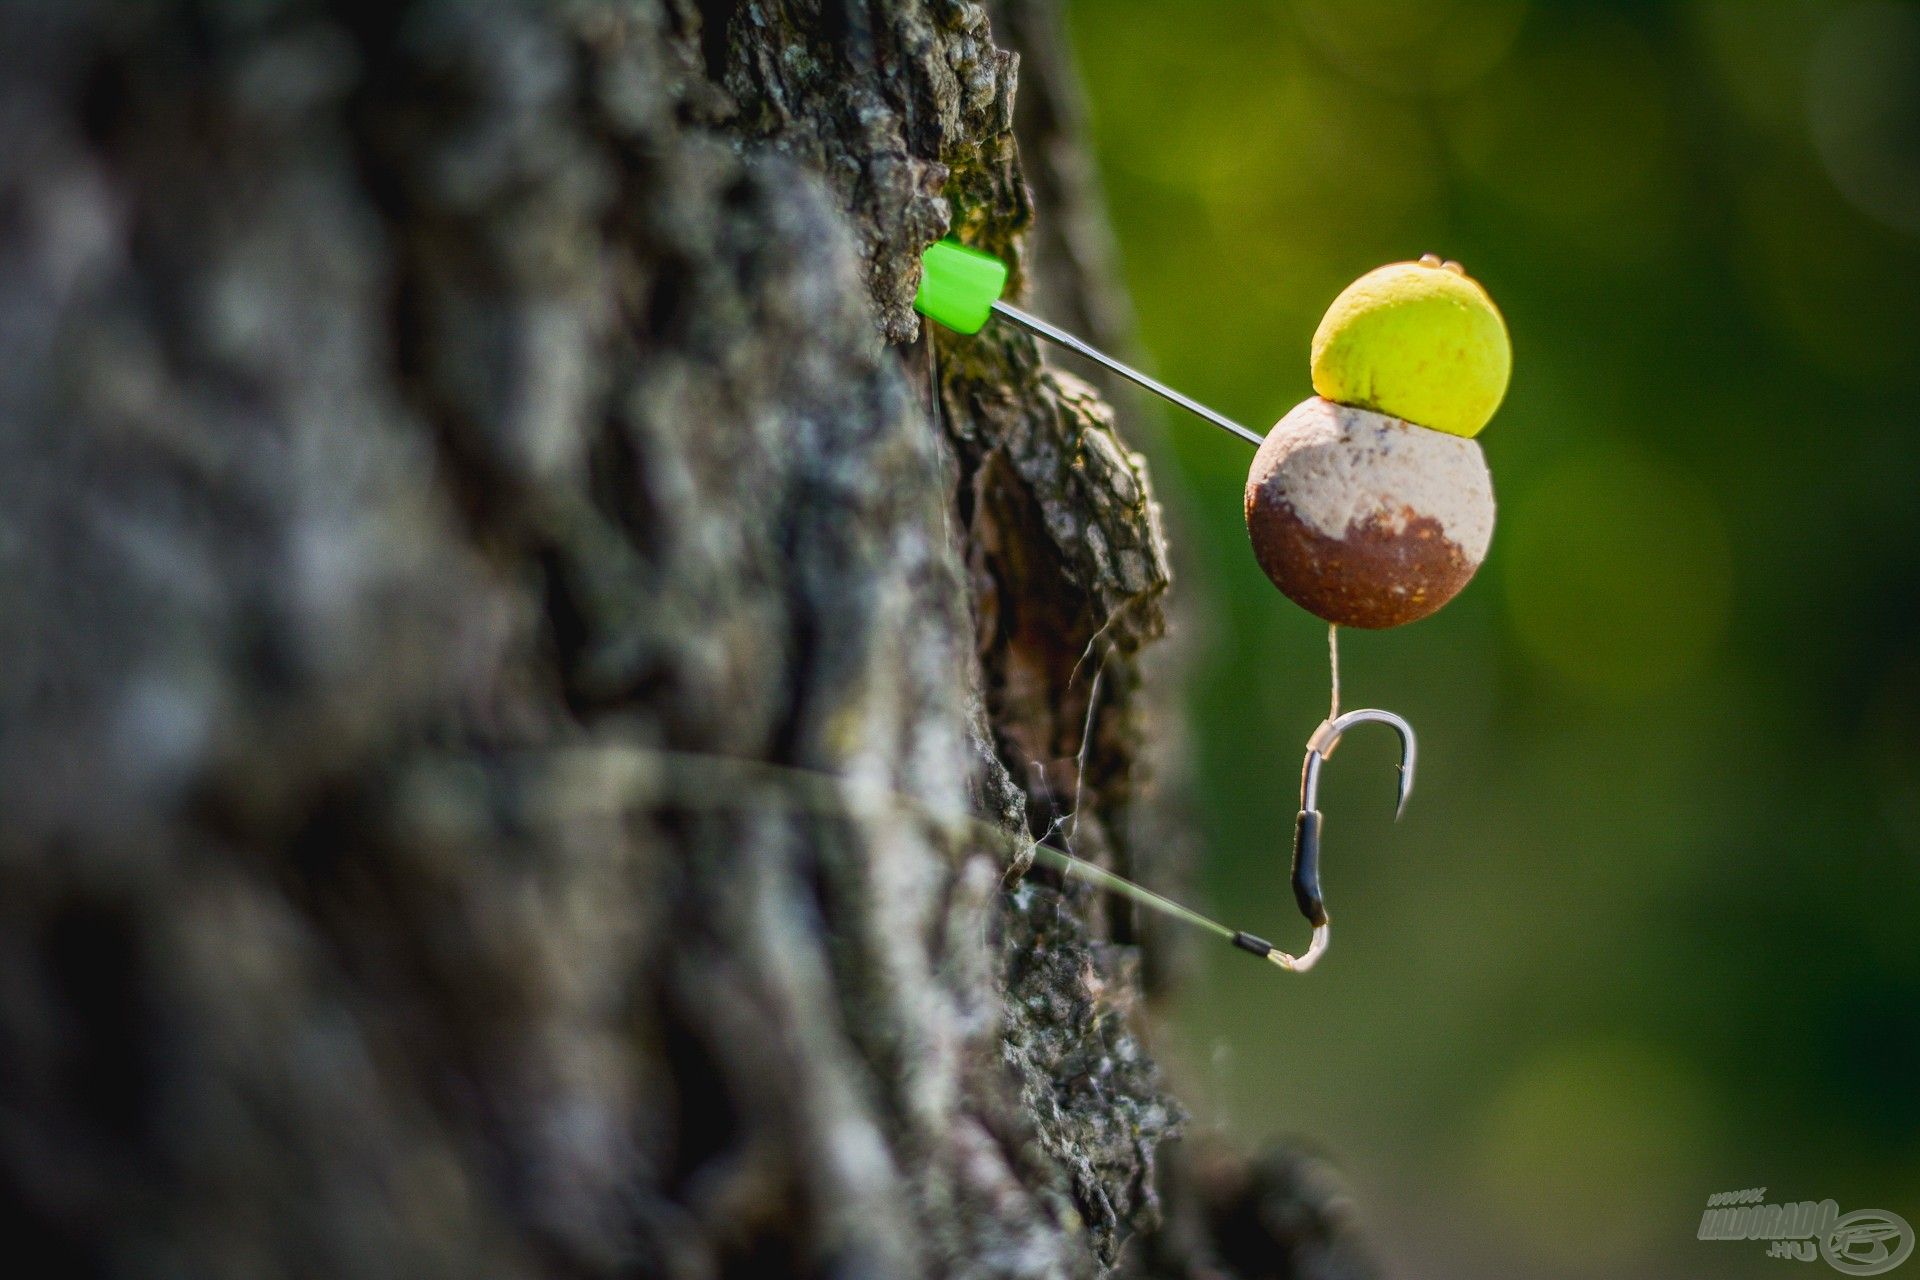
left=1310, top=255, right=1511, bottom=439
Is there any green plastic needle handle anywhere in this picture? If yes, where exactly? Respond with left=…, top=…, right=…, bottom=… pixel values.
left=914, top=239, right=1007, bottom=334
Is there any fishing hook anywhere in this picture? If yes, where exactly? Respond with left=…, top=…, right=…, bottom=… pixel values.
left=1248, top=708, right=1417, bottom=973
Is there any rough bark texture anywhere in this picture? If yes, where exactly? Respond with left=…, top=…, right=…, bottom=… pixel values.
left=0, top=2, right=1375, bottom=1277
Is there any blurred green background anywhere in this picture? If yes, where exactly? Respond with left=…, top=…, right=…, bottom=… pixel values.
left=1059, top=1, right=1920, bottom=1275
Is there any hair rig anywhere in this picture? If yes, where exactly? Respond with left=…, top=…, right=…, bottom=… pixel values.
left=916, top=241, right=1510, bottom=972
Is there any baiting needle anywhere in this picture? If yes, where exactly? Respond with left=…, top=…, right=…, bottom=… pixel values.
left=987, top=301, right=1265, bottom=447
left=915, top=238, right=1262, bottom=448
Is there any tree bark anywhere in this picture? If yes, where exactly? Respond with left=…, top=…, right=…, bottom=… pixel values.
left=0, top=2, right=1375, bottom=1277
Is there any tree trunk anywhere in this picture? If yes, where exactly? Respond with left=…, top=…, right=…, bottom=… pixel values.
left=0, top=2, right=1375, bottom=1277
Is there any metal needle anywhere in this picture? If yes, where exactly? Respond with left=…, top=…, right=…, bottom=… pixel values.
left=990, top=300, right=1265, bottom=448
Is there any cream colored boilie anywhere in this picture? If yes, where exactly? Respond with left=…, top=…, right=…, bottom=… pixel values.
left=1244, top=398, right=1494, bottom=629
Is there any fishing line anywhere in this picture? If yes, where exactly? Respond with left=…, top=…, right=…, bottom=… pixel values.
left=622, top=747, right=1306, bottom=969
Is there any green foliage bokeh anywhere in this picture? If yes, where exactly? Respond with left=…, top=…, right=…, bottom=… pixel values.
left=1062, top=2, right=1920, bottom=1275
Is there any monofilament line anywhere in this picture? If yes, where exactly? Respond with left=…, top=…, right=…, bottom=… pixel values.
left=1024, top=844, right=1236, bottom=942
left=1328, top=623, right=1341, bottom=721
left=619, top=748, right=1304, bottom=967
